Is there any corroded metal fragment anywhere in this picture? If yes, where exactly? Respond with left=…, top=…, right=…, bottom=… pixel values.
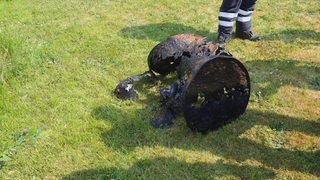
left=114, top=77, right=138, bottom=100
left=113, top=72, right=151, bottom=100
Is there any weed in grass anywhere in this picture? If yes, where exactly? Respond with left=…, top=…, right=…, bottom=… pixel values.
left=0, top=129, right=44, bottom=169
left=310, top=76, right=320, bottom=89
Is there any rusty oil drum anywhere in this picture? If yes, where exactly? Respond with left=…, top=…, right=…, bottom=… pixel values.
left=147, top=34, right=250, bottom=132
left=182, top=55, right=250, bottom=132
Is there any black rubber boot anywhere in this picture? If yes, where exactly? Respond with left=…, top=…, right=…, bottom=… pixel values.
left=235, top=31, right=262, bottom=41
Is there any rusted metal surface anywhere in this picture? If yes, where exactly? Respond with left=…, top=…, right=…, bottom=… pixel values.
left=114, top=34, right=250, bottom=132
left=183, top=56, right=250, bottom=132
left=147, top=34, right=219, bottom=76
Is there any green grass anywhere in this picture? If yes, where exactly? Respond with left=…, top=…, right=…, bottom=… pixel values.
left=0, top=0, right=319, bottom=179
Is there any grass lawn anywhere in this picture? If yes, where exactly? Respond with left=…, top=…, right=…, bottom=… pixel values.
left=0, top=0, right=319, bottom=179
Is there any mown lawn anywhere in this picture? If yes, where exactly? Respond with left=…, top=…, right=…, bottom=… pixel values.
left=0, top=0, right=319, bottom=179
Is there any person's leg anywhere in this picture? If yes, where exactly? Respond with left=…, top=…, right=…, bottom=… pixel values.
left=235, top=0, right=261, bottom=41
left=217, top=0, right=242, bottom=45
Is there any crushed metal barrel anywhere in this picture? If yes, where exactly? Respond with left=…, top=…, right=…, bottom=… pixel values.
left=114, top=34, right=250, bottom=133
left=148, top=34, right=218, bottom=76
left=183, top=56, right=250, bottom=132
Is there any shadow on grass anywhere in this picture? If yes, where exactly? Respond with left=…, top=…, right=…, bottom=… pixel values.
left=62, top=157, right=275, bottom=179
left=118, top=22, right=217, bottom=42
left=87, top=58, right=320, bottom=177
left=245, top=59, right=320, bottom=97
left=91, top=102, right=320, bottom=175
left=263, top=29, right=320, bottom=43
left=119, top=23, right=319, bottom=46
